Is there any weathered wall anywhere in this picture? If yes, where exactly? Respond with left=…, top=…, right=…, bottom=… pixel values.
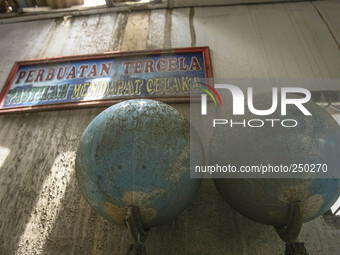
left=0, top=1, right=339, bottom=254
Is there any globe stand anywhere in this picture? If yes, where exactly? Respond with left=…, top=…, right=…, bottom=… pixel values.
left=125, top=206, right=149, bottom=255
left=285, top=242, right=309, bottom=255
left=274, top=202, right=309, bottom=255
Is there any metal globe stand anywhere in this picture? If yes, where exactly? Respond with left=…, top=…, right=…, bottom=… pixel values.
left=274, top=202, right=309, bottom=255
left=124, top=206, right=149, bottom=255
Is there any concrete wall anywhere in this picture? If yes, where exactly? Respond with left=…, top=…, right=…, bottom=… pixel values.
left=0, top=1, right=339, bottom=254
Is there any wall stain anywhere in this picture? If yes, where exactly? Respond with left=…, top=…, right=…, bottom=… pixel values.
left=145, top=11, right=154, bottom=50
left=189, top=7, right=196, bottom=47
left=95, top=14, right=102, bottom=32
left=163, top=9, right=172, bottom=49
left=311, top=1, right=340, bottom=51
left=40, top=19, right=61, bottom=57
left=109, top=12, right=129, bottom=51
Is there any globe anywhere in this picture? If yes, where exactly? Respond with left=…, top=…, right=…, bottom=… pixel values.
left=211, top=93, right=340, bottom=227
left=76, top=99, right=203, bottom=228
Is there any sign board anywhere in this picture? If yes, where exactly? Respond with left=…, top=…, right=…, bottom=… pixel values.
left=0, top=47, right=212, bottom=114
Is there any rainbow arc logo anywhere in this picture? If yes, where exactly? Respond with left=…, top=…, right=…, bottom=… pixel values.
left=198, top=82, right=223, bottom=106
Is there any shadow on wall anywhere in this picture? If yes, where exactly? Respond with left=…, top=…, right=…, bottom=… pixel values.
left=40, top=169, right=131, bottom=255
left=0, top=107, right=103, bottom=254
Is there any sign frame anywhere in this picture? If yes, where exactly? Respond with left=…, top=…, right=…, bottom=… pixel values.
left=0, top=47, right=213, bottom=114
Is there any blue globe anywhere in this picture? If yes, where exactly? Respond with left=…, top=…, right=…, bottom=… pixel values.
left=76, top=99, right=202, bottom=228
left=212, top=94, right=340, bottom=226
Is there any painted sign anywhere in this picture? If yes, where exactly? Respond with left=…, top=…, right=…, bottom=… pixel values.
left=0, top=47, right=212, bottom=114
